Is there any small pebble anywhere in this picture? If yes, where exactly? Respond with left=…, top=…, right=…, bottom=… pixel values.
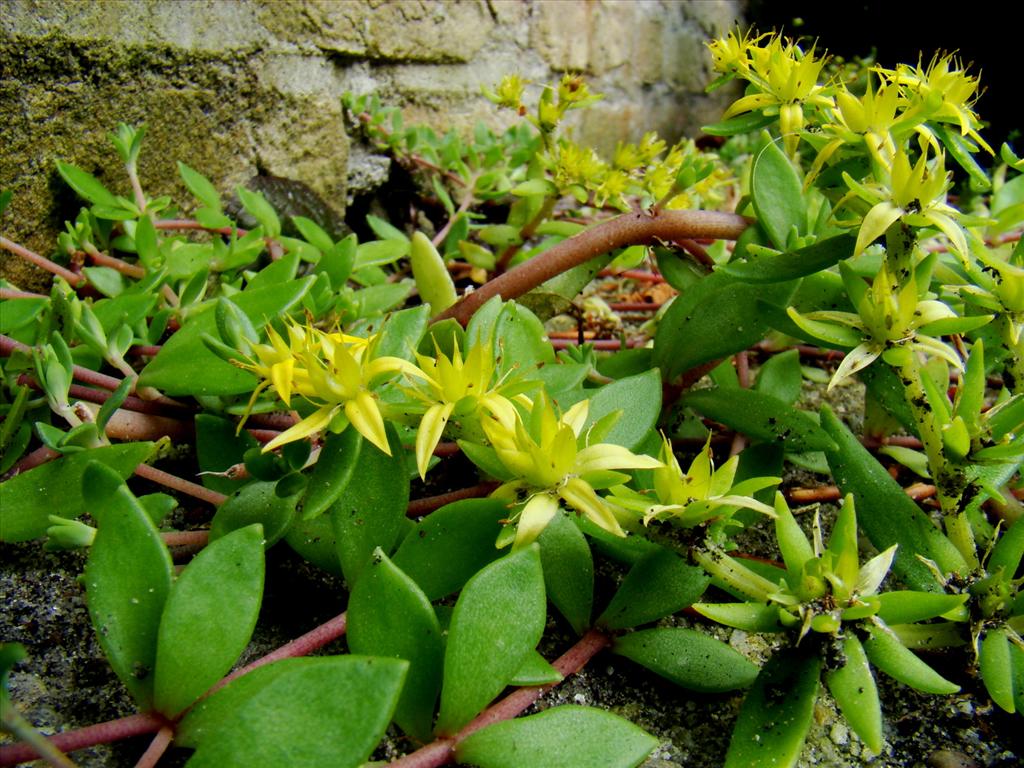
left=927, top=749, right=979, bottom=768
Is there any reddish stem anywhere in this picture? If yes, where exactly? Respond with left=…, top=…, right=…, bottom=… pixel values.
left=432, top=210, right=749, bottom=326
left=2, top=445, right=61, bottom=478
left=389, top=628, right=612, bottom=767
left=0, top=236, right=83, bottom=287
left=133, top=464, right=227, bottom=506
left=0, top=714, right=165, bottom=767
left=133, top=725, right=173, bottom=768
left=407, top=482, right=500, bottom=517
left=216, top=611, right=349, bottom=689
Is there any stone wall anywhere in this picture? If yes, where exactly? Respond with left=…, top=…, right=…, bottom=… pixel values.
left=0, top=0, right=743, bottom=289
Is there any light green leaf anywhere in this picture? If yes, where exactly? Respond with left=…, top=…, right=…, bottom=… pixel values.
left=537, top=511, right=593, bottom=635
left=825, top=634, right=882, bottom=753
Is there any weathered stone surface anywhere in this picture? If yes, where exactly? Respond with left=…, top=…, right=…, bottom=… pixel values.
left=0, top=0, right=742, bottom=290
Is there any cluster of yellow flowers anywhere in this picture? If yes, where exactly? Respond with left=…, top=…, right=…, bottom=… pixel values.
left=236, top=321, right=773, bottom=548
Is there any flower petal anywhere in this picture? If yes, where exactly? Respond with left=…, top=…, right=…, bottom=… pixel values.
left=263, top=405, right=337, bottom=452
left=574, top=443, right=662, bottom=475
left=345, top=390, right=391, bottom=455
left=416, top=402, right=454, bottom=480
left=514, top=493, right=560, bottom=549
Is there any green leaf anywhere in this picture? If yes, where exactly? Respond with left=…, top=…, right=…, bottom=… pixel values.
left=612, top=627, right=758, bottom=692
left=435, top=545, right=546, bottom=734
left=210, top=481, right=297, bottom=547
left=725, top=650, right=821, bottom=768
left=82, top=463, right=173, bottom=709
left=366, top=213, right=409, bottom=242
left=138, top=277, right=313, bottom=395
left=56, top=161, right=121, bottom=208
left=375, top=304, right=430, bottom=361
left=653, top=272, right=797, bottom=380
left=154, top=524, right=265, bottom=717
left=283, top=513, right=341, bottom=577
left=875, top=591, right=968, bottom=624
left=391, top=498, right=509, bottom=600
left=494, top=301, right=555, bottom=377
left=720, top=234, right=855, bottom=283
left=751, top=136, right=806, bottom=250
left=236, top=185, right=281, bottom=238
left=455, top=706, right=658, bottom=768
left=537, top=511, right=593, bottom=634
left=178, top=162, right=222, bottom=210
left=597, top=548, right=710, bottom=630
left=410, top=231, right=457, bottom=313
left=509, top=650, right=562, bottom=685
left=347, top=550, right=443, bottom=741
left=0, top=442, right=155, bottom=541
left=980, top=628, right=1016, bottom=712
left=754, top=348, right=803, bottom=405
left=194, top=414, right=259, bottom=495
left=355, top=238, right=409, bottom=269
left=301, top=428, right=362, bottom=520
left=821, top=405, right=967, bottom=589
left=825, top=634, right=881, bottom=753
left=330, top=425, right=409, bottom=585
left=862, top=623, right=959, bottom=694
left=584, top=369, right=660, bottom=450
left=702, top=111, right=776, bottom=136
left=180, top=656, right=406, bottom=768
left=682, top=388, right=836, bottom=452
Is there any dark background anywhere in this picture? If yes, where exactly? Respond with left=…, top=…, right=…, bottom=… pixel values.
left=746, top=0, right=1018, bottom=156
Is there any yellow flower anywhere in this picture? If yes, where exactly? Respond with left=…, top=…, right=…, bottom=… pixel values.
left=841, top=146, right=968, bottom=261
left=713, top=31, right=834, bottom=155
left=883, top=54, right=992, bottom=154
left=405, top=340, right=526, bottom=480
left=475, top=393, right=662, bottom=549
left=238, top=321, right=424, bottom=455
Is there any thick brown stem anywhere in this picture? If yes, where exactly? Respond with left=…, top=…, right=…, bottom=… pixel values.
left=432, top=210, right=750, bottom=326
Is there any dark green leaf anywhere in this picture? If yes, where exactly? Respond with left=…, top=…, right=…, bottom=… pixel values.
left=180, top=656, right=407, bottom=768
left=436, top=545, right=546, bottom=734
left=612, top=627, right=758, bottom=692
left=719, top=234, right=855, bottom=283
left=754, top=348, right=802, bottom=406
left=391, top=498, right=509, bottom=600
left=455, top=706, right=658, bottom=768
left=821, top=405, right=968, bottom=589
left=598, top=549, right=709, bottom=630
left=330, top=425, right=409, bottom=585
left=83, top=463, right=173, bottom=709
left=347, top=550, right=443, bottom=741
left=210, top=481, right=297, bottom=547
left=725, top=650, right=820, bottom=768
left=0, top=442, right=155, bottom=541
left=653, top=272, right=797, bottom=380
left=283, top=513, right=341, bottom=576
left=194, top=414, right=259, bottom=495
left=509, top=650, right=562, bottom=685
left=494, top=301, right=555, bottom=377
left=538, top=512, right=593, bottom=634
left=682, top=388, right=836, bottom=452
left=302, top=428, right=362, bottom=520
left=154, top=524, right=265, bottom=717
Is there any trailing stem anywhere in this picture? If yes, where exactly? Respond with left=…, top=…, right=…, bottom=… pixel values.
left=432, top=209, right=750, bottom=326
